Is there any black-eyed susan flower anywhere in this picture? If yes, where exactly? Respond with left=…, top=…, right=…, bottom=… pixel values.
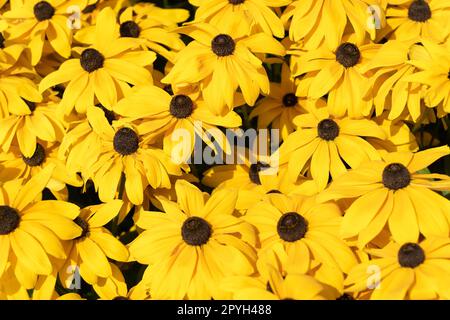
left=245, top=193, right=357, bottom=293
left=384, top=0, right=450, bottom=43
left=345, top=237, right=450, bottom=299
left=60, top=200, right=128, bottom=285
left=0, top=91, right=64, bottom=157
left=222, top=265, right=329, bottom=300
left=3, top=0, right=88, bottom=65
left=404, top=40, right=450, bottom=113
left=278, top=106, right=386, bottom=190
left=189, top=0, right=291, bottom=38
left=0, top=142, right=82, bottom=200
left=62, top=105, right=182, bottom=205
left=319, top=146, right=450, bottom=247
left=364, top=40, right=429, bottom=120
left=39, top=7, right=155, bottom=114
left=129, top=181, right=257, bottom=299
left=203, top=162, right=318, bottom=212
left=292, top=36, right=380, bottom=117
left=162, top=22, right=285, bottom=115
left=114, top=84, right=241, bottom=163
left=250, top=63, right=325, bottom=141
left=282, top=0, right=382, bottom=50
left=93, top=263, right=151, bottom=300
left=0, top=165, right=82, bottom=289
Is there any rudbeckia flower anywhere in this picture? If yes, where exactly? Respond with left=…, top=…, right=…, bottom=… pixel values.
left=189, top=0, right=291, bottom=38
left=203, top=161, right=318, bottom=212
left=0, top=91, right=64, bottom=157
left=222, top=266, right=329, bottom=300
left=249, top=63, right=325, bottom=141
left=0, top=165, right=82, bottom=289
left=3, top=0, right=88, bottom=65
left=0, top=142, right=83, bottom=200
left=245, top=193, right=357, bottom=293
left=93, top=263, right=151, bottom=300
left=278, top=106, right=386, bottom=190
left=0, top=57, right=41, bottom=119
left=39, top=7, right=155, bottom=114
left=62, top=105, right=182, bottom=205
left=282, top=0, right=383, bottom=50
left=292, top=36, right=380, bottom=117
left=403, top=40, right=450, bottom=113
left=60, top=200, right=129, bottom=285
left=319, top=146, right=450, bottom=247
left=385, top=0, right=450, bottom=43
left=345, top=237, right=450, bottom=299
left=75, top=5, right=187, bottom=62
left=364, top=40, right=428, bottom=120
left=114, top=85, right=242, bottom=163
left=129, top=181, right=257, bottom=299
left=162, top=22, right=285, bottom=115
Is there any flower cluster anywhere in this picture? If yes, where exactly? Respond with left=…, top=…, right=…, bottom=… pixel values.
left=0, top=0, right=450, bottom=300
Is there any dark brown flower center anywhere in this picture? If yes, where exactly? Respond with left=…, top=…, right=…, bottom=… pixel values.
left=22, top=143, right=46, bottom=167
left=382, top=163, right=411, bottom=190
left=229, top=0, right=245, bottom=4
left=336, top=43, right=361, bottom=68
left=0, top=206, right=20, bottom=235
left=277, top=212, right=308, bottom=242
left=80, top=48, right=104, bottom=73
left=249, top=162, right=271, bottom=185
left=0, top=32, right=5, bottom=49
left=170, top=95, right=193, bottom=118
left=113, top=296, right=130, bottom=300
left=74, top=217, right=89, bottom=239
left=317, top=119, right=339, bottom=141
left=282, top=93, right=298, bottom=107
left=120, top=21, right=141, bottom=38
left=447, top=71, right=450, bottom=80
left=211, top=34, right=235, bottom=57
left=181, top=217, right=212, bottom=246
left=113, top=127, right=139, bottom=155
left=34, top=1, right=55, bottom=21
left=398, top=243, right=425, bottom=268
left=408, top=0, right=432, bottom=22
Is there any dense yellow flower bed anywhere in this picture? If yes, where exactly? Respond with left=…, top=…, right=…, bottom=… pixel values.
left=0, top=0, right=449, bottom=300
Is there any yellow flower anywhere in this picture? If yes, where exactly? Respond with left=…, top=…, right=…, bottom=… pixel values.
left=0, top=165, right=82, bottom=289
left=282, top=0, right=383, bottom=50
left=162, top=22, right=285, bottom=115
left=345, top=237, right=450, bottom=299
left=319, top=146, right=450, bottom=247
left=39, top=7, right=155, bottom=114
left=114, top=84, right=242, bottom=163
left=190, top=0, right=291, bottom=38
left=292, top=36, right=380, bottom=117
left=403, top=40, right=450, bottom=113
left=129, top=180, right=257, bottom=299
left=278, top=106, right=386, bottom=191
left=62, top=105, right=182, bottom=205
left=0, top=91, right=64, bottom=157
left=222, top=265, right=329, bottom=300
left=249, top=63, right=324, bottom=141
left=385, top=0, right=450, bottom=43
left=3, top=0, right=88, bottom=65
left=364, top=40, right=429, bottom=120
left=60, top=200, right=128, bottom=285
left=0, top=142, right=83, bottom=200
left=245, top=193, right=357, bottom=293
